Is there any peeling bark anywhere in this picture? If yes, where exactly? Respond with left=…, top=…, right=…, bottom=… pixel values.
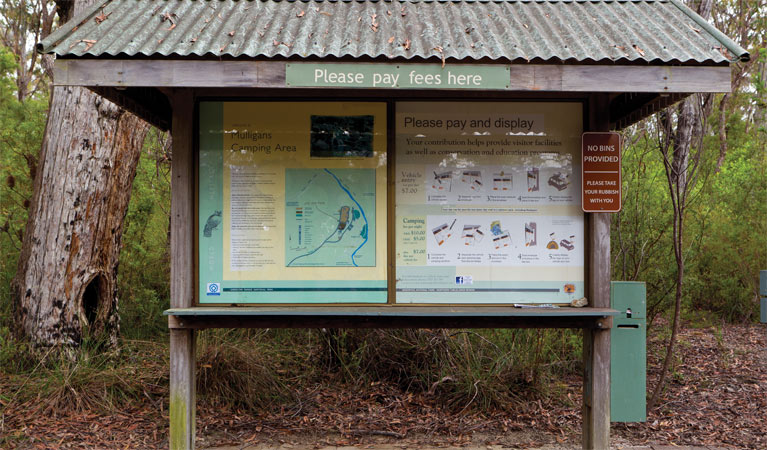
left=11, top=86, right=149, bottom=347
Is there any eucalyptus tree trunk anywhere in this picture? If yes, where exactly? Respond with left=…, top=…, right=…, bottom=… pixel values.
left=11, top=0, right=150, bottom=347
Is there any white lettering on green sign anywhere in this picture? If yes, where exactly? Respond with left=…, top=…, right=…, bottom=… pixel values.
left=287, top=63, right=510, bottom=90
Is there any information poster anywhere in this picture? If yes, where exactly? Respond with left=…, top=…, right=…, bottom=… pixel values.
left=395, top=102, right=584, bottom=304
left=199, top=102, right=387, bottom=303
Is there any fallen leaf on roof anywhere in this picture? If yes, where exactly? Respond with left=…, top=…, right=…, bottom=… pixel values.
left=715, top=46, right=733, bottom=59
left=320, top=11, right=332, bottom=17
left=371, top=14, right=379, bottom=32
left=190, top=37, right=197, bottom=43
left=70, top=39, right=97, bottom=51
left=161, top=12, right=177, bottom=25
left=613, top=45, right=629, bottom=57
left=689, top=24, right=701, bottom=33
left=388, top=36, right=395, bottom=44
left=403, top=39, right=411, bottom=51
left=387, top=10, right=392, bottom=16
left=228, top=30, right=235, bottom=37
left=297, top=10, right=305, bottom=18
left=94, top=10, right=112, bottom=24
left=433, top=46, right=445, bottom=68
left=401, top=6, right=407, bottom=17
left=633, top=44, right=645, bottom=56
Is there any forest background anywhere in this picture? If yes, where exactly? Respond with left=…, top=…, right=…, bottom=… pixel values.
left=0, top=0, right=765, bottom=448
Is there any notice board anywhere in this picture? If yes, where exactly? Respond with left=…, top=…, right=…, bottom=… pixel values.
left=394, top=102, right=584, bottom=303
left=198, top=100, right=584, bottom=305
left=198, top=102, right=388, bottom=303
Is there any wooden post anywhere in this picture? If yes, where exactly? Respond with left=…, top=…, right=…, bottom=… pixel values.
left=583, top=93, right=612, bottom=449
left=169, top=89, right=196, bottom=450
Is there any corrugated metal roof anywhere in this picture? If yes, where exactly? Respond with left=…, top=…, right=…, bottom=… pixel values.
left=40, top=0, right=748, bottom=64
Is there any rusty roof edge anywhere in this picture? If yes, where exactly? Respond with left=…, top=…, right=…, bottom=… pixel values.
left=268, top=0, right=668, bottom=2
left=52, top=50, right=731, bottom=66
left=38, top=1, right=113, bottom=54
left=668, top=0, right=748, bottom=62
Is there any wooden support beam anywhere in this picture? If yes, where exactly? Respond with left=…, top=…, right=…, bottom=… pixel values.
left=610, top=92, right=689, bottom=129
left=165, top=308, right=617, bottom=330
left=583, top=93, right=612, bottom=450
left=169, top=89, right=196, bottom=450
left=89, top=86, right=172, bottom=131
left=170, top=329, right=196, bottom=450
left=53, top=59, right=733, bottom=93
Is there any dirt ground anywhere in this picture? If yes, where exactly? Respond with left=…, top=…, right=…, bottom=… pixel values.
left=2, top=323, right=765, bottom=449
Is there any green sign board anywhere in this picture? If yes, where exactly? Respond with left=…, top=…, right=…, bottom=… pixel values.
left=286, top=63, right=510, bottom=90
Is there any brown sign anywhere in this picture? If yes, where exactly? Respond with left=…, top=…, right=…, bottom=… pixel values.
left=582, top=132, right=621, bottom=213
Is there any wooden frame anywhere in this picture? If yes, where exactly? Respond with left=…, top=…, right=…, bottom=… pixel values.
left=166, top=306, right=617, bottom=329
left=192, top=96, right=588, bottom=307
left=169, top=89, right=196, bottom=450
left=166, top=86, right=615, bottom=449
left=54, top=59, right=731, bottom=93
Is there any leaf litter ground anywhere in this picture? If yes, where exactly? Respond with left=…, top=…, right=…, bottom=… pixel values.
left=1, top=323, right=764, bottom=449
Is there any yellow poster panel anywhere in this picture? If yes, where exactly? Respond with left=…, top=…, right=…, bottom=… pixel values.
left=394, top=101, right=584, bottom=304
left=201, top=102, right=387, bottom=303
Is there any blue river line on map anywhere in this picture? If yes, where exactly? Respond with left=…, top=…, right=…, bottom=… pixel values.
left=286, top=168, right=369, bottom=267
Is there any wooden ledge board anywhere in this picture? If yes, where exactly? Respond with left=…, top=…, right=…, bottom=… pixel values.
left=54, top=59, right=732, bottom=93
left=165, top=307, right=617, bottom=330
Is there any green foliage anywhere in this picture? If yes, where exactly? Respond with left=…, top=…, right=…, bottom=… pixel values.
left=117, top=129, right=172, bottom=340
left=196, top=329, right=297, bottom=411
left=0, top=46, right=48, bottom=329
left=0, top=325, right=35, bottom=373
left=314, top=328, right=582, bottom=412
left=614, top=87, right=766, bottom=324
left=0, top=339, right=168, bottom=420
left=692, top=112, right=767, bottom=321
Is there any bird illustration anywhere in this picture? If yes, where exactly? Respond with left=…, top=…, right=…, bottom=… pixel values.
left=203, top=211, right=222, bottom=237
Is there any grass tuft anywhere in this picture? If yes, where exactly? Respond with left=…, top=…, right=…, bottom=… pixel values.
left=196, top=329, right=295, bottom=412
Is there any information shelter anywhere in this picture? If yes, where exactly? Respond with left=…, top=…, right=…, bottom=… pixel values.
left=39, top=1, right=748, bottom=448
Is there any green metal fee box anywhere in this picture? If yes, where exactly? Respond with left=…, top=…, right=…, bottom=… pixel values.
left=610, top=281, right=647, bottom=422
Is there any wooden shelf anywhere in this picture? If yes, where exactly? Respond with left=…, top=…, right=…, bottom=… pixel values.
left=165, top=306, right=618, bottom=329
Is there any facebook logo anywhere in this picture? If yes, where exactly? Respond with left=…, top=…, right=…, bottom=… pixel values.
left=455, top=276, right=473, bottom=285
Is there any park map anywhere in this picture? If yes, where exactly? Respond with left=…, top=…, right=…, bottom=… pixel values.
left=285, top=168, right=375, bottom=267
